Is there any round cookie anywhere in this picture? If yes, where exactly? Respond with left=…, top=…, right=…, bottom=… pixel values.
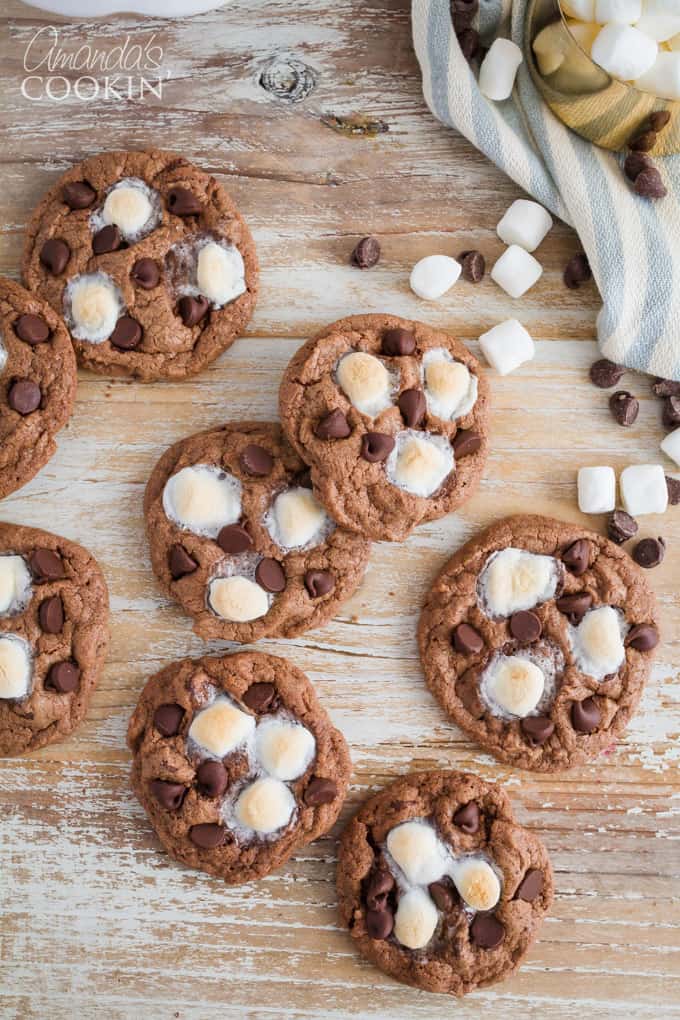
left=22, top=149, right=258, bottom=381
left=0, top=522, right=109, bottom=756
left=127, top=651, right=351, bottom=883
left=144, top=421, right=371, bottom=642
left=278, top=313, right=490, bottom=542
left=0, top=277, right=77, bottom=500
left=337, top=769, right=553, bottom=996
left=419, top=515, right=660, bottom=772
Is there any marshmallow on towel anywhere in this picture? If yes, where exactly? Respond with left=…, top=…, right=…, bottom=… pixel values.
left=479, top=319, right=535, bottom=375
left=620, top=464, right=668, bottom=515
left=577, top=466, right=616, bottom=513
left=479, top=39, right=523, bottom=101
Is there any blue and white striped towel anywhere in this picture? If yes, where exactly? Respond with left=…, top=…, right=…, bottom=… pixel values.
left=412, top=0, right=680, bottom=381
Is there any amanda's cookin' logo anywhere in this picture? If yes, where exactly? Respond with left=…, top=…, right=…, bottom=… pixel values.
left=21, top=26, right=167, bottom=102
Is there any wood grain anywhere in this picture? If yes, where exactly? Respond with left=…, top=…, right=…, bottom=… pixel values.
left=0, top=2, right=678, bottom=1018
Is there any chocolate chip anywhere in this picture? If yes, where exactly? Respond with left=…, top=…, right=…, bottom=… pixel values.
left=351, top=236, right=380, bottom=269
left=624, top=151, right=654, bottom=182
left=458, top=26, right=481, bottom=62
left=30, top=548, right=63, bottom=581
left=110, top=316, right=142, bottom=350
left=453, top=801, right=479, bottom=834
left=150, top=779, right=186, bottom=811
left=521, top=715, right=555, bottom=745
left=366, top=907, right=394, bottom=940
left=255, top=557, right=286, bottom=593
left=649, top=110, right=671, bottom=133
left=667, top=476, right=680, bottom=505
left=429, top=879, right=457, bottom=912
left=168, top=544, right=198, bottom=579
left=608, top=509, right=638, bottom=545
left=39, top=596, right=64, bottom=634
left=562, top=538, right=592, bottom=575
left=459, top=249, right=485, bottom=283
left=589, top=359, right=624, bottom=389
left=39, top=238, right=70, bottom=275
left=196, top=760, right=228, bottom=799
left=92, top=224, right=122, bottom=255
left=365, top=867, right=395, bottom=910
left=315, top=408, right=351, bottom=440
left=470, top=913, right=504, bottom=949
left=304, top=570, right=335, bottom=598
left=304, top=776, right=338, bottom=806
left=189, top=823, right=226, bottom=848
left=564, top=252, right=591, bottom=290
left=652, top=377, right=680, bottom=398
left=452, top=429, right=482, bottom=458
left=242, top=682, right=277, bottom=714
left=168, top=187, right=203, bottom=216
left=635, top=168, right=667, bottom=199
left=360, top=432, right=395, bottom=463
left=609, top=390, right=639, bottom=427
left=509, top=610, right=542, bottom=643
left=382, top=327, right=416, bottom=357
left=662, top=396, right=680, bottom=428
left=555, top=592, right=593, bottom=623
left=632, top=536, right=665, bottom=568
left=240, top=444, right=273, bottom=476
left=131, top=258, right=160, bottom=289
left=625, top=623, right=659, bottom=652
left=217, top=524, right=252, bottom=555
left=515, top=868, right=543, bottom=902
left=47, top=660, right=80, bottom=693
left=452, top=622, right=484, bottom=655
left=398, top=389, right=426, bottom=428
left=629, top=129, right=657, bottom=152
left=8, top=379, right=41, bottom=415
left=153, top=703, right=184, bottom=736
left=571, top=697, right=601, bottom=733
left=178, top=295, right=210, bottom=327
left=14, top=314, right=50, bottom=345
left=63, top=181, right=97, bottom=209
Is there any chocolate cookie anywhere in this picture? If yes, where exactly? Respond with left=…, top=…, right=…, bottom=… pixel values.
left=337, top=770, right=553, bottom=996
left=419, top=515, right=659, bottom=772
left=22, top=149, right=258, bottom=381
left=0, top=523, right=109, bottom=756
left=128, top=651, right=351, bottom=883
left=278, top=314, right=490, bottom=542
left=144, top=421, right=371, bottom=642
left=0, top=277, right=77, bottom=500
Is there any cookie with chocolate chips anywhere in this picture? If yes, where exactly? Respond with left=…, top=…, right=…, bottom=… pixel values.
left=419, top=515, right=659, bottom=772
left=22, top=149, right=258, bottom=381
left=127, top=651, right=351, bottom=883
left=278, top=314, right=490, bottom=542
left=144, top=421, right=371, bottom=642
left=0, top=522, right=109, bottom=756
left=337, top=769, right=553, bottom=996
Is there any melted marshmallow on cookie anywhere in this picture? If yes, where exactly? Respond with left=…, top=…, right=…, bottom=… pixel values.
left=95, top=178, right=161, bottom=241
left=422, top=348, right=478, bottom=421
left=0, top=555, right=32, bottom=615
left=233, top=776, right=296, bottom=835
left=196, top=240, right=246, bottom=307
left=163, top=465, right=242, bottom=538
left=335, top=351, right=394, bottom=417
left=255, top=716, right=316, bottom=781
left=265, top=487, right=332, bottom=550
left=65, top=272, right=123, bottom=343
left=385, top=430, right=454, bottom=497
left=208, top=575, right=271, bottom=622
left=0, top=634, right=32, bottom=700
left=478, top=548, right=561, bottom=618
left=188, top=696, right=255, bottom=757
left=570, top=605, right=627, bottom=681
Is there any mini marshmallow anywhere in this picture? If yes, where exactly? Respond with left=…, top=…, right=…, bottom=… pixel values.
left=567, top=19, right=601, bottom=53
left=188, top=698, right=255, bottom=757
left=234, top=776, right=296, bottom=834
left=591, top=23, right=658, bottom=80
left=266, top=487, right=329, bottom=549
left=385, top=431, right=454, bottom=497
left=386, top=821, right=451, bottom=886
left=393, top=889, right=439, bottom=950
left=255, top=717, right=316, bottom=781
left=562, top=0, right=596, bottom=18
left=594, top=0, right=641, bottom=22
left=635, top=52, right=680, bottom=100
left=620, top=464, right=668, bottom=515
left=479, top=319, right=535, bottom=376
left=409, top=255, right=461, bottom=301
left=422, top=349, right=478, bottom=420
left=66, top=272, right=123, bottom=343
left=453, top=858, right=501, bottom=912
left=491, top=246, right=543, bottom=299
left=479, top=38, right=524, bottom=101
left=496, top=200, right=553, bottom=253
left=163, top=465, right=241, bottom=537
left=0, top=634, right=32, bottom=700
left=571, top=605, right=626, bottom=680
left=661, top=426, right=680, bottom=467
left=208, top=575, right=270, bottom=622
left=533, top=22, right=569, bottom=75
left=577, top=466, right=616, bottom=514
left=0, top=555, right=32, bottom=616
left=336, top=351, right=392, bottom=416
left=635, top=0, right=680, bottom=40
left=483, top=654, right=546, bottom=717
left=479, top=548, right=560, bottom=617
left=196, top=241, right=246, bottom=307
left=102, top=179, right=157, bottom=238
left=669, top=32, right=680, bottom=50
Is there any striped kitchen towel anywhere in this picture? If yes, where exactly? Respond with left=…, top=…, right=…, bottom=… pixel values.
left=412, top=0, right=680, bottom=380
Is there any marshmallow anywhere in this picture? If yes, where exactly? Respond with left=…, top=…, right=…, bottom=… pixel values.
left=479, top=38, right=524, bottom=101
left=66, top=272, right=123, bottom=342
left=385, top=430, right=454, bottom=497
left=577, top=466, right=616, bottom=514
left=620, top=464, right=668, bottom=515
left=634, top=0, right=680, bottom=39
left=336, top=351, right=392, bottom=416
left=496, top=200, right=553, bottom=253
left=594, top=0, right=642, bottom=22
left=491, top=245, right=543, bottom=299
left=571, top=605, right=626, bottom=680
left=635, top=52, right=680, bottom=99
left=266, top=487, right=329, bottom=549
left=409, top=255, right=461, bottom=300
left=562, top=0, right=596, bottom=18
left=533, top=22, right=570, bottom=75
left=482, top=654, right=546, bottom=717
left=0, top=338, right=8, bottom=376
left=101, top=179, right=157, bottom=238
left=669, top=32, right=680, bottom=50
left=453, top=858, right=501, bottom=912
left=0, top=634, right=32, bottom=700
left=591, top=23, right=658, bottom=80
left=393, top=889, right=439, bottom=950
left=479, top=548, right=560, bottom=617
left=163, top=465, right=241, bottom=537
left=0, top=555, right=32, bottom=616
left=255, top=717, right=316, bottom=781
left=386, top=821, right=451, bottom=885
left=188, top=698, right=255, bottom=757
left=661, top=426, right=680, bottom=467
left=208, top=575, right=270, bottom=622
left=422, top=349, right=478, bottom=420
left=234, top=776, right=296, bottom=834
left=196, top=241, right=246, bottom=307
left=479, top=319, right=535, bottom=376
left=567, top=19, right=601, bottom=53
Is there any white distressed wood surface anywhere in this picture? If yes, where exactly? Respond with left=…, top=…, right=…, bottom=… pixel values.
left=0, top=2, right=679, bottom=1018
